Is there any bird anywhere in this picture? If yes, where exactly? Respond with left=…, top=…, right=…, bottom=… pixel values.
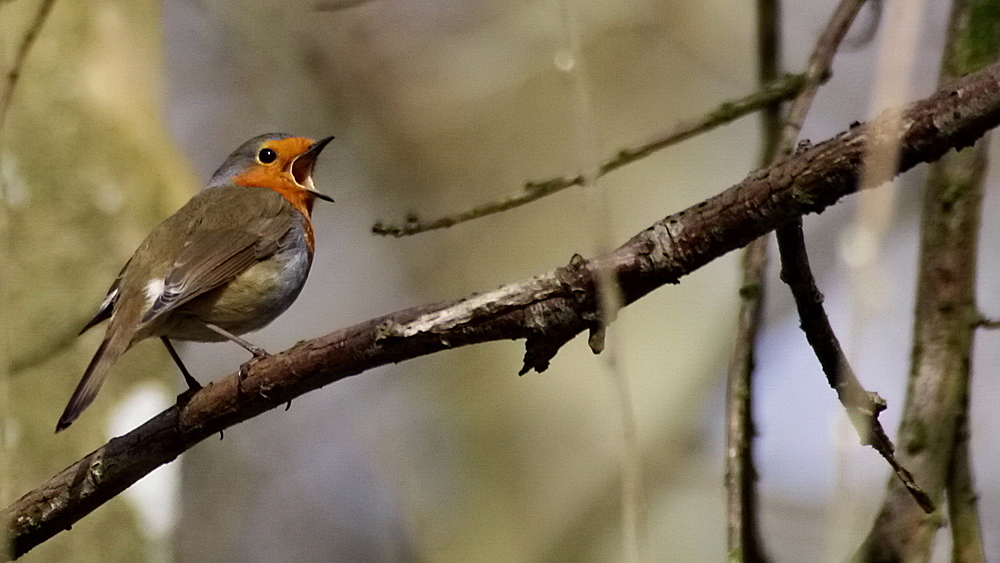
left=57, top=133, right=334, bottom=432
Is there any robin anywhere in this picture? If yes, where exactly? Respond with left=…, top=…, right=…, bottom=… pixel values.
left=57, top=133, right=334, bottom=432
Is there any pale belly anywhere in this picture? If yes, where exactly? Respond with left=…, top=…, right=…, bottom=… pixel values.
left=163, top=246, right=311, bottom=341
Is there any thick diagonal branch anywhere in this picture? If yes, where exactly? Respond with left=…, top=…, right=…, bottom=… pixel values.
left=6, top=60, right=1000, bottom=560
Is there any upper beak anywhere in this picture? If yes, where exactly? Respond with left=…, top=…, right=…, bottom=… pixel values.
left=291, top=136, right=335, bottom=202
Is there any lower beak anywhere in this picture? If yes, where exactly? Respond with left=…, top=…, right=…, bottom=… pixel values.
left=291, top=136, right=335, bottom=202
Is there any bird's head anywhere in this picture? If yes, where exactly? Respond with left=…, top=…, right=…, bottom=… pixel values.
left=208, top=133, right=334, bottom=211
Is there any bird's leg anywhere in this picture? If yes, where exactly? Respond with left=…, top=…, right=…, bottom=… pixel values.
left=161, top=336, right=202, bottom=391
left=199, top=322, right=270, bottom=392
left=200, top=322, right=270, bottom=357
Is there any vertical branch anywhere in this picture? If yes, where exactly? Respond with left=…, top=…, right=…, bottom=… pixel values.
left=726, top=1, right=874, bottom=558
left=855, top=0, right=997, bottom=559
left=725, top=242, right=768, bottom=563
left=756, top=0, right=783, bottom=162
left=723, top=0, right=780, bottom=561
left=554, top=1, right=646, bottom=560
left=943, top=5, right=1000, bottom=555
left=947, top=412, right=985, bottom=563
left=769, top=0, right=933, bottom=515
left=771, top=0, right=867, bottom=410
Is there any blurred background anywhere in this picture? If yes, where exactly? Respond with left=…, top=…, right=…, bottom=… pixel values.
left=1, top=0, right=998, bottom=561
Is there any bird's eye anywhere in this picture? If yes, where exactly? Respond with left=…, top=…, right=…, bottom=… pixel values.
left=258, top=148, right=277, bottom=164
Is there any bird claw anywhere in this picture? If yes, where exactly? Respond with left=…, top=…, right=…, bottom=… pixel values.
left=247, top=344, right=270, bottom=358
left=237, top=364, right=248, bottom=396
left=237, top=351, right=270, bottom=395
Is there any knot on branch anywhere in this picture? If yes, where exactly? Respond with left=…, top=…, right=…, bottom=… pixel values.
left=520, top=254, right=600, bottom=375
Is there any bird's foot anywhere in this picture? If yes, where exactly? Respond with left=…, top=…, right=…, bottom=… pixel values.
left=244, top=343, right=269, bottom=358
left=237, top=350, right=271, bottom=394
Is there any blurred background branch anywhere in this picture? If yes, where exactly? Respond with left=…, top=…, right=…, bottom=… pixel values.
left=371, top=73, right=808, bottom=237
left=855, top=0, right=999, bottom=558
left=723, top=0, right=782, bottom=558
left=0, top=0, right=55, bottom=132
left=728, top=1, right=877, bottom=557
left=313, top=0, right=382, bottom=12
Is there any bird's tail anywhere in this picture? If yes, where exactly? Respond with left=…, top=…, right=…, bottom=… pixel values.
left=56, top=327, right=131, bottom=432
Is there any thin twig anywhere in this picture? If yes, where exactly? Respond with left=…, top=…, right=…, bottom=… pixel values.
left=314, top=0, right=382, bottom=11
left=10, top=323, right=82, bottom=374
left=372, top=73, right=808, bottom=237
left=776, top=222, right=933, bottom=513
left=974, top=316, right=1000, bottom=329
left=723, top=0, right=780, bottom=560
left=0, top=0, right=57, bottom=132
left=725, top=238, right=769, bottom=563
left=771, top=0, right=935, bottom=512
left=6, top=61, right=1000, bottom=557
left=778, top=0, right=868, bottom=154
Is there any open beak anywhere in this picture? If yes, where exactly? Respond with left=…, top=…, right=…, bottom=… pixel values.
left=290, top=136, right=335, bottom=202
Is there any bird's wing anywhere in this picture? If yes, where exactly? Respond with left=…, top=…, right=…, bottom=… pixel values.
left=140, top=216, right=296, bottom=324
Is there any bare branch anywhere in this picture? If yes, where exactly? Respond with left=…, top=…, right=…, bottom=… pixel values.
left=725, top=236, right=769, bottom=563
left=975, top=317, right=1000, bottom=329
left=727, top=0, right=874, bottom=556
left=0, top=0, right=57, bottom=132
left=855, top=114, right=987, bottom=560
left=855, top=0, right=998, bottom=558
left=759, top=0, right=935, bottom=511
left=947, top=412, right=986, bottom=563
left=371, top=73, right=809, bottom=237
left=724, top=0, right=782, bottom=558
left=777, top=0, right=869, bottom=154
left=776, top=221, right=933, bottom=513
left=6, top=61, right=1000, bottom=559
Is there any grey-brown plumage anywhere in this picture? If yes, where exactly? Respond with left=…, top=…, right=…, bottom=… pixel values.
left=58, top=134, right=332, bottom=432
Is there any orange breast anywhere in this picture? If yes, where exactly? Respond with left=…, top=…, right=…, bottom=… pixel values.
left=232, top=169, right=317, bottom=253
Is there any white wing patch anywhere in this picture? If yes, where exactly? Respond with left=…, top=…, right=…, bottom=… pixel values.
left=100, top=287, right=119, bottom=311
left=144, top=278, right=165, bottom=305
